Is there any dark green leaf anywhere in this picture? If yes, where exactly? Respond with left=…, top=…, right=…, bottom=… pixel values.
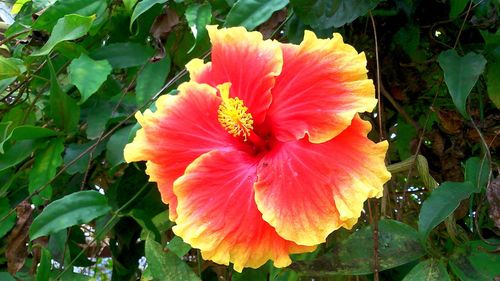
left=90, top=42, right=154, bottom=69
left=63, top=140, right=106, bottom=175
left=449, top=0, right=469, bottom=19
left=233, top=267, right=269, bottom=281
left=48, top=59, right=80, bottom=133
left=136, top=56, right=170, bottom=105
left=292, top=220, right=425, bottom=275
left=130, top=0, right=168, bottom=30
left=33, top=0, right=107, bottom=31
left=0, top=198, right=16, bottom=238
left=68, top=54, right=113, bottom=104
left=418, top=181, right=476, bottom=238
left=290, top=0, right=380, bottom=29
left=0, top=57, right=26, bottom=80
left=225, top=0, right=288, bottom=30
left=437, top=50, right=487, bottom=118
left=402, top=259, right=450, bottom=281
left=465, top=156, right=490, bottom=191
left=35, top=248, right=52, bottom=281
left=486, top=59, right=500, bottom=108
left=185, top=3, right=212, bottom=53
left=449, top=239, right=500, bottom=281
left=28, top=138, right=65, bottom=206
left=0, top=140, right=37, bottom=172
left=106, top=125, right=134, bottom=168
left=167, top=236, right=191, bottom=258
left=29, top=190, right=112, bottom=240
left=32, top=14, right=95, bottom=56
left=129, top=208, right=161, bottom=242
left=145, top=237, right=201, bottom=281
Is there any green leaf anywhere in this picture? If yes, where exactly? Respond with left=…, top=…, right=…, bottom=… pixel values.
left=129, top=208, right=161, bottom=242
left=136, top=56, right=170, bottom=105
left=167, top=236, right=191, bottom=258
left=0, top=198, right=16, bottom=238
left=185, top=3, right=212, bottom=53
left=32, top=14, right=95, bottom=56
left=33, top=0, right=107, bottom=31
left=225, top=0, right=289, bottom=31
left=233, top=267, right=269, bottom=281
left=48, top=59, right=80, bottom=133
left=449, top=0, right=469, bottom=19
left=449, top=239, right=500, bottom=281
left=0, top=123, right=57, bottom=153
left=68, top=54, right=112, bottom=104
left=90, top=42, right=154, bottom=69
left=36, top=248, right=52, bottom=281
left=290, top=0, right=380, bottom=29
left=418, top=181, right=476, bottom=238
left=63, top=140, right=106, bottom=175
left=29, top=190, right=112, bottom=240
left=0, top=140, right=38, bottom=172
left=486, top=59, right=500, bottom=108
left=145, top=237, right=201, bottom=281
left=130, top=0, right=168, bottom=30
left=292, top=220, right=425, bottom=275
left=106, top=125, right=134, bottom=168
left=437, top=50, right=487, bottom=118
left=402, top=259, right=450, bottom=281
left=465, top=156, right=490, bottom=191
left=0, top=57, right=26, bottom=80
left=28, top=138, right=65, bottom=206
left=124, top=0, right=139, bottom=13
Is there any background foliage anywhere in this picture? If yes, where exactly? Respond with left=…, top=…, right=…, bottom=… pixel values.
left=0, top=0, right=499, bottom=280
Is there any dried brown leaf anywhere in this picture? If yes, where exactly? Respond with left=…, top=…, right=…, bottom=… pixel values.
left=6, top=201, right=33, bottom=275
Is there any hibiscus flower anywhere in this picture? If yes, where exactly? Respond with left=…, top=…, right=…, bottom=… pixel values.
left=124, top=26, right=391, bottom=272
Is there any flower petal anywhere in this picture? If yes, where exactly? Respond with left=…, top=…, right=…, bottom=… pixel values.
left=266, top=31, right=377, bottom=143
left=185, top=26, right=283, bottom=125
left=124, top=82, right=240, bottom=220
left=172, top=150, right=315, bottom=272
left=254, top=115, right=391, bottom=246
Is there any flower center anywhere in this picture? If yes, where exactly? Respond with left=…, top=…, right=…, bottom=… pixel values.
left=217, top=83, right=254, bottom=141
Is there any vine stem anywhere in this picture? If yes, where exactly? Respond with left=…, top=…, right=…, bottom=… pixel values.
left=369, top=11, right=381, bottom=281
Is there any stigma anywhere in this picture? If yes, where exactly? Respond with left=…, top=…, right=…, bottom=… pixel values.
left=217, top=83, right=254, bottom=141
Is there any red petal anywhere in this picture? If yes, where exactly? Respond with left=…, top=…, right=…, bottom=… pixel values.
left=186, top=26, right=282, bottom=125
left=254, top=116, right=391, bottom=246
left=172, top=150, right=315, bottom=272
left=266, top=31, right=377, bottom=143
left=124, top=82, right=240, bottom=220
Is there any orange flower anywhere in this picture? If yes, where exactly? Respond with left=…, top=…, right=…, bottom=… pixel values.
left=124, top=26, right=391, bottom=272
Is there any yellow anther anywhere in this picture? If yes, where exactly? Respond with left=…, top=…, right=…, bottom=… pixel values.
left=217, top=83, right=254, bottom=141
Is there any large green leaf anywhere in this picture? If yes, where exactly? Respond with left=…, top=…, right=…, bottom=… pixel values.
left=402, top=259, right=450, bottom=281
left=90, top=42, right=154, bottom=69
left=48, top=59, right=80, bottom=133
left=29, top=190, right=112, bottom=240
left=33, top=0, right=107, bottom=31
left=418, top=181, right=477, bottom=238
left=35, top=248, right=52, bottom=281
left=0, top=57, right=26, bottom=80
left=28, top=138, right=65, bottom=206
left=437, top=50, right=487, bottom=118
left=68, top=54, right=112, bottom=104
left=225, top=0, right=289, bottom=31
left=145, top=237, right=201, bottom=281
left=63, top=140, right=106, bottom=175
left=130, top=0, right=168, bottom=30
left=0, top=198, right=16, bottom=239
left=32, top=14, right=95, bottom=56
left=135, top=56, right=170, bottom=105
left=0, top=122, right=57, bottom=153
left=292, top=220, right=425, bottom=275
left=290, top=0, right=380, bottom=29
